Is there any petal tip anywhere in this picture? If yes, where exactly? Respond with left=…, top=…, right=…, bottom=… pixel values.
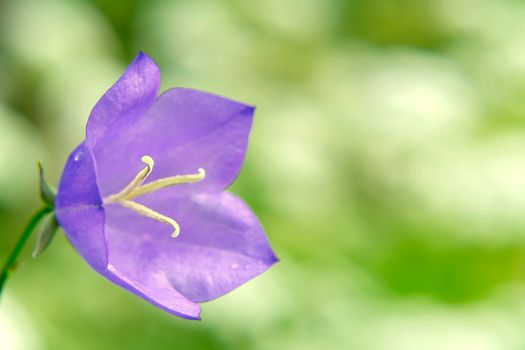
left=134, top=51, right=154, bottom=64
left=131, top=51, right=160, bottom=78
left=176, top=309, right=202, bottom=321
left=241, top=105, right=256, bottom=117
left=153, top=301, right=202, bottom=321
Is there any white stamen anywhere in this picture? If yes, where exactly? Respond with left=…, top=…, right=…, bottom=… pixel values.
left=103, top=155, right=205, bottom=238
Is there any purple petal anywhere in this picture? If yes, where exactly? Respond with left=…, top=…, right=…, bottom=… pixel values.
left=56, top=143, right=201, bottom=320
left=104, top=191, right=277, bottom=303
left=106, top=259, right=201, bottom=320
left=90, top=88, right=255, bottom=198
left=86, top=52, right=160, bottom=147
left=55, top=142, right=106, bottom=271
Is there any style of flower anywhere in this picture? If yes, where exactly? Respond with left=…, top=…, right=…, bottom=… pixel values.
left=54, top=52, right=278, bottom=320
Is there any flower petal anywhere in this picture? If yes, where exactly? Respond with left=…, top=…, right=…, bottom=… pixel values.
left=55, top=142, right=107, bottom=271
left=91, top=88, right=255, bottom=198
left=86, top=52, right=160, bottom=147
left=56, top=143, right=200, bottom=319
left=106, top=257, right=201, bottom=320
left=168, top=192, right=278, bottom=302
left=104, top=191, right=277, bottom=304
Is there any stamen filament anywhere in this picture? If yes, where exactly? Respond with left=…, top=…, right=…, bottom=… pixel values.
left=102, top=155, right=205, bottom=238
left=127, top=168, right=205, bottom=199
left=104, top=156, right=154, bottom=203
left=119, top=200, right=181, bottom=238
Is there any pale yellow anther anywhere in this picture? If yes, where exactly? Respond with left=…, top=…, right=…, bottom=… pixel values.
left=103, top=155, right=205, bottom=238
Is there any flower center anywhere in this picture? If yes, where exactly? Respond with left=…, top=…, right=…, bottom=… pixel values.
left=103, top=156, right=205, bottom=238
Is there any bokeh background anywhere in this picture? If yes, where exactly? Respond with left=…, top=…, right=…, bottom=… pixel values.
left=3, top=0, right=525, bottom=349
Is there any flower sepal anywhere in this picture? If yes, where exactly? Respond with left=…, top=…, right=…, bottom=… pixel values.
left=33, top=162, right=60, bottom=257
left=32, top=212, right=60, bottom=258
left=38, top=161, right=56, bottom=208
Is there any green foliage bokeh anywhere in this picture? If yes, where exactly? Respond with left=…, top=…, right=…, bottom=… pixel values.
left=2, top=0, right=525, bottom=349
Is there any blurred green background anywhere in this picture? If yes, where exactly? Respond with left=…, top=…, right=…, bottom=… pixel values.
left=3, top=0, right=525, bottom=349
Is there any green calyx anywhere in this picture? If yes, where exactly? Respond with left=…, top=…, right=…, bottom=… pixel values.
left=38, top=161, right=57, bottom=208
left=34, top=162, right=60, bottom=257
left=32, top=211, right=60, bottom=258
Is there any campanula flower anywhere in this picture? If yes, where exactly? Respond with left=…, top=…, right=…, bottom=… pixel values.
left=53, top=52, right=278, bottom=320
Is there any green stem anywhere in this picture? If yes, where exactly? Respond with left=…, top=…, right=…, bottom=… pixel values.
left=0, top=207, right=53, bottom=298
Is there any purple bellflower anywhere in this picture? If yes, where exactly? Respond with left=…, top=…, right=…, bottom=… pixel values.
left=53, top=52, right=278, bottom=320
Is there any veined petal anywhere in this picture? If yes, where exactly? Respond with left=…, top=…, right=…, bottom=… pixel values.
left=55, top=142, right=107, bottom=271
left=56, top=143, right=201, bottom=319
left=169, top=192, right=277, bottom=302
left=104, top=191, right=277, bottom=303
left=86, top=52, right=160, bottom=147
left=106, top=257, right=201, bottom=320
left=92, top=88, right=255, bottom=198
